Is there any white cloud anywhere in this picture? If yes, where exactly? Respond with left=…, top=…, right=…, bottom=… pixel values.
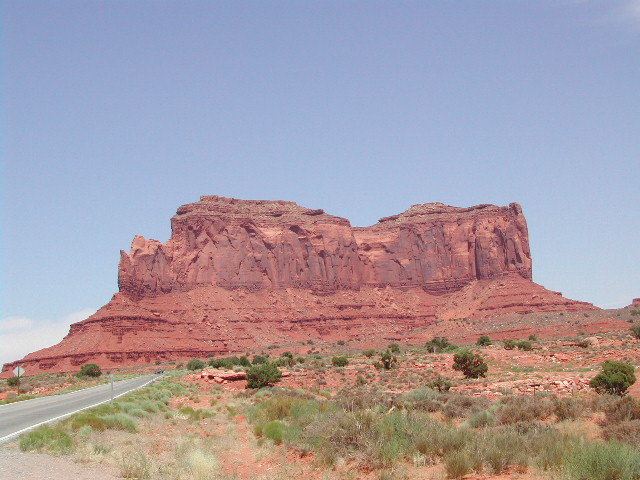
left=0, top=316, right=35, bottom=332
left=0, top=309, right=97, bottom=369
left=62, top=309, right=99, bottom=324
left=599, top=296, right=634, bottom=309
left=610, top=1, right=640, bottom=32
left=624, top=0, right=640, bottom=19
left=569, top=0, right=640, bottom=33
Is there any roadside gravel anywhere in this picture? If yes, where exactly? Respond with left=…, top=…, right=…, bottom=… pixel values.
left=0, top=443, right=121, bottom=480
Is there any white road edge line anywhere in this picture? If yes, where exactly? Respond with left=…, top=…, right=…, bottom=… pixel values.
left=0, top=375, right=161, bottom=444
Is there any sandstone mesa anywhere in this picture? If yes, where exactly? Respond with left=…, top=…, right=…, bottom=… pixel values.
left=2, top=196, right=597, bottom=376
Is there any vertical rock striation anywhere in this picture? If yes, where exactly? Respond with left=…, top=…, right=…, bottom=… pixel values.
left=118, top=196, right=532, bottom=297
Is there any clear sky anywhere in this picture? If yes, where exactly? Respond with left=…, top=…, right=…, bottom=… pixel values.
left=2, top=1, right=639, bottom=367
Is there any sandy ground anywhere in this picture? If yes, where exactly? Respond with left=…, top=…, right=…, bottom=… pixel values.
left=0, top=442, right=121, bottom=480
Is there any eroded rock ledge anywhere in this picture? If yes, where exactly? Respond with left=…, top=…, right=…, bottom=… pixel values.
left=119, top=196, right=532, bottom=297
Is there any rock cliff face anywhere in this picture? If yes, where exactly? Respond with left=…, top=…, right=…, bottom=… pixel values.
left=119, top=196, right=532, bottom=297
left=2, top=196, right=598, bottom=376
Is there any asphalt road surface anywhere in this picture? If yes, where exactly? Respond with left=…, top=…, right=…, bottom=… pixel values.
left=0, top=374, right=161, bottom=443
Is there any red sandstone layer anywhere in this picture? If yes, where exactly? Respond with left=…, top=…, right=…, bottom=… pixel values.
left=3, top=275, right=596, bottom=376
left=118, top=196, right=532, bottom=297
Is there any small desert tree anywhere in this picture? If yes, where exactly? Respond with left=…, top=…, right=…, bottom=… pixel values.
left=246, top=362, right=282, bottom=389
left=425, top=337, right=455, bottom=353
left=517, top=340, right=533, bottom=351
left=476, top=335, right=492, bottom=347
left=428, top=374, right=453, bottom=392
left=77, top=363, right=102, bottom=377
left=589, top=360, right=636, bottom=396
left=452, top=350, right=488, bottom=379
left=388, top=343, right=401, bottom=354
left=379, top=350, right=397, bottom=370
left=331, top=356, right=349, bottom=367
left=186, top=358, right=206, bottom=371
left=252, top=355, right=268, bottom=365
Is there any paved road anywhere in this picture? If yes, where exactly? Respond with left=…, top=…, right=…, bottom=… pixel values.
left=0, top=374, right=161, bottom=443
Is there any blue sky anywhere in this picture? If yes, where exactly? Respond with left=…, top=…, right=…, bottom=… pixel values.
left=2, top=1, right=639, bottom=366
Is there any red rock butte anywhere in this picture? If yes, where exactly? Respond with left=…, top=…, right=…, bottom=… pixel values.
left=2, top=196, right=597, bottom=376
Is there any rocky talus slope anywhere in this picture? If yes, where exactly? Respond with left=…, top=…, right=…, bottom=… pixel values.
left=2, top=196, right=596, bottom=375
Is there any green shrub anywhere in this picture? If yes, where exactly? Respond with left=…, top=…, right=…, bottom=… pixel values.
left=388, top=343, right=401, bottom=354
left=209, top=358, right=234, bottom=369
left=497, top=396, right=553, bottom=424
left=331, top=356, right=349, bottom=367
left=246, top=362, right=282, bottom=389
left=603, top=396, right=640, bottom=423
left=602, top=420, right=640, bottom=448
left=118, top=451, right=151, bottom=479
left=425, top=337, right=455, bottom=353
left=553, top=396, right=585, bottom=421
left=482, top=428, right=528, bottom=474
left=503, top=340, right=516, bottom=350
left=19, top=425, right=74, bottom=454
left=263, top=420, right=286, bottom=444
left=452, top=350, right=488, bottom=379
left=101, top=413, right=138, bottom=432
left=534, top=429, right=575, bottom=471
left=399, top=387, right=439, bottom=410
left=468, top=410, right=496, bottom=428
left=563, top=439, right=640, bottom=480
left=0, top=394, right=38, bottom=405
left=590, top=361, right=636, bottom=396
left=272, top=357, right=292, bottom=367
left=516, top=340, right=533, bottom=351
left=178, top=406, right=215, bottom=422
left=250, top=393, right=324, bottom=431
left=445, top=450, right=473, bottom=478
left=186, top=358, right=205, bottom=371
left=66, top=412, right=108, bottom=431
left=252, top=355, right=268, bottom=365
left=363, top=349, right=376, bottom=358
left=631, top=324, right=640, bottom=339
left=440, top=393, right=491, bottom=420
left=77, top=363, right=102, bottom=377
left=529, top=334, right=538, bottom=341
left=299, top=409, right=416, bottom=468
left=127, top=408, right=148, bottom=418
left=182, top=449, right=220, bottom=479
left=476, top=335, right=492, bottom=346
left=7, top=376, right=19, bottom=387
left=337, top=340, right=346, bottom=346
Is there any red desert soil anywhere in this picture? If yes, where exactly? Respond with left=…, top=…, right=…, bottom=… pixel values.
left=2, top=321, right=639, bottom=479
